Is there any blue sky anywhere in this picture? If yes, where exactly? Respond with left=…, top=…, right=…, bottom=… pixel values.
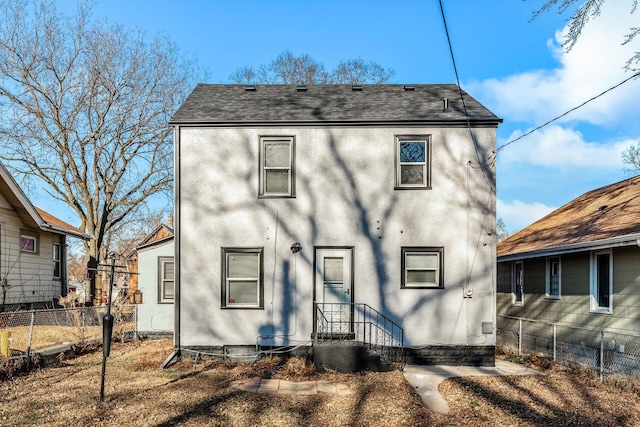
left=47, top=0, right=640, bottom=234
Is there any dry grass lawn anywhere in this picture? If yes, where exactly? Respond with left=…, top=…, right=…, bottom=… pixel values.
left=1, top=340, right=640, bottom=426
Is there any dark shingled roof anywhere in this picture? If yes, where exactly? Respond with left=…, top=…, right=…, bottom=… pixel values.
left=497, top=175, right=640, bottom=258
left=170, top=84, right=502, bottom=125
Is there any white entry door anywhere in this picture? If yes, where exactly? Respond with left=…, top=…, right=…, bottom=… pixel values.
left=315, top=248, right=353, bottom=334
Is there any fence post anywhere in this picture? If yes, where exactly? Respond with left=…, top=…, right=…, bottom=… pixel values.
left=26, top=311, right=35, bottom=366
left=518, top=318, right=522, bottom=356
left=553, top=324, right=557, bottom=361
left=600, top=330, right=604, bottom=383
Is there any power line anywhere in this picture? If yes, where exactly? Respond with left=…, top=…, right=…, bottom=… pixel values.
left=496, top=72, right=640, bottom=154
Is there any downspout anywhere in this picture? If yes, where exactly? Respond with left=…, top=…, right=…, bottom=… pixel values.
left=162, top=124, right=181, bottom=369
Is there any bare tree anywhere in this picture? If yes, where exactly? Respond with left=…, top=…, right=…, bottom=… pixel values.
left=531, top=0, right=640, bottom=70
left=0, top=0, right=200, bottom=304
left=331, top=58, right=395, bottom=84
left=229, top=50, right=394, bottom=84
left=496, top=218, right=510, bottom=242
left=622, top=141, right=640, bottom=174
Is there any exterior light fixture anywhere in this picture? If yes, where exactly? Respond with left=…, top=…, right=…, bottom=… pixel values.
left=290, top=242, right=302, bottom=254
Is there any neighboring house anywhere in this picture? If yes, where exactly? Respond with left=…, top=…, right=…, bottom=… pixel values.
left=136, top=222, right=174, bottom=337
left=170, top=84, right=501, bottom=366
left=497, top=175, right=640, bottom=335
left=0, top=162, right=87, bottom=311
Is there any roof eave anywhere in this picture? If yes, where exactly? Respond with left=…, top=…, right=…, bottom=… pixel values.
left=497, top=233, right=640, bottom=262
left=40, top=222, right=90, bottom=240
left=168, top=119, right=503, bottom=128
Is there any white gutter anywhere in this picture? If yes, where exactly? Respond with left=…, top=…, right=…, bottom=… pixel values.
left=497, top=233, right=640, bottom=262
left=40, top=222, right=90, bottom=240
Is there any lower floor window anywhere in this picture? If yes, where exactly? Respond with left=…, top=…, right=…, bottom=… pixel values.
left=53, top=243, right=61, bottom=279
left=401, top=247, right=444, bottom=288
left=590, top=250, right=612, bottom=313
left=512, top=261, right=524, bottom=305
left=158, top=257, right=175, bottom=303
left=222, top=247, right=263, bottom=308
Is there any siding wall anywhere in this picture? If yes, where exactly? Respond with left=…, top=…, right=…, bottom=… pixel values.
left=0, top=204, right=63, bottom=308
left=178, top=125, right=497, bottom=348
left=497, top=247, right=640, bottom=334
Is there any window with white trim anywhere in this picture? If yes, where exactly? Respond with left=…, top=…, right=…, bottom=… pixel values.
left=546, top=256, right=561, bottom=299
left=20, top=230, right=39, bottom=254
left=53, top=243, right=62, bottom=279
left=158, top=257, right=174, bottom=303
left=395, top=135, right=431, bottom=189
left=401, top=247, right=444, bottom=288
left=512, top=261, right=523, bottom=305
left=222, top=248, right=263, bottom=308
left=590, top=250, right=612, bottom=313
left=259, top=136, right=295, bottom=197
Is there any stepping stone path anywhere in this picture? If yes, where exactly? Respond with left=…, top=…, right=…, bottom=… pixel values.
left=231, top=377, right=354, bottom=395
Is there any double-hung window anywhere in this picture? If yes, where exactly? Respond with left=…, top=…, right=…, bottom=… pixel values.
left=158, top=257, right=175, bottom=303
left=53, top=243, right=61, bottom=279
left=259, top=136, right=295, bottom=197
left=401, top=247, right=444, bottom=289
left=395, top=135, right=431, bottom=189
left=222, top=248, right=263, bottom=308
left=590, top=250, right=612, bottom=313
left=546, top=256, right=561, bottom=299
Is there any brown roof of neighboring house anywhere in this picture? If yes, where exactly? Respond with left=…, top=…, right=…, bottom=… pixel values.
left=497, top=175, right=640, bottom=258
left=35, top=207, right=86, bottom=237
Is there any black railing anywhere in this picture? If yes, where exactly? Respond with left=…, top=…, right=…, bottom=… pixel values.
left=313, top=302, right=404, bottom=352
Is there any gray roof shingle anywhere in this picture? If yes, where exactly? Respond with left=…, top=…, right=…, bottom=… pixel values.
left=170, top=84, right=502, bottom=125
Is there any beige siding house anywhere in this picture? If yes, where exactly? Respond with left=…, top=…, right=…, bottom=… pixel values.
left=170, top=84, right=501, bottom=367
left=497, top=175, right=640, bottom=334
left=0, top=162, right=87, bottom=311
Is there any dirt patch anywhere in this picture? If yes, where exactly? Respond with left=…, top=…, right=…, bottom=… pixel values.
left=1, top=340, right=639, bottom=426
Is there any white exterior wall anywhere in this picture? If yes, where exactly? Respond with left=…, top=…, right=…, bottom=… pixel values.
left=137, top=240, right=174, bottom=333
left=178, top=125, right=496, bottom=348
left=0, top=198, right=63, bottom=307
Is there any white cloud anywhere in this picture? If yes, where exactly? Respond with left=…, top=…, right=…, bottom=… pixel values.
left=498, top=125, right=635, bottom=168
left=470, top=1, right=640, bottom=129
left=497, top=199, right=556, bottom=233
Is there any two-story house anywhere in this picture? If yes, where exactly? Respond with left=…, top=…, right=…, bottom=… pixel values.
left=169, top=84, right=501, bottom=367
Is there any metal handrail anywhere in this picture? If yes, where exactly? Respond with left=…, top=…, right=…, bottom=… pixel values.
left=313, top=302, right=404, bottom=348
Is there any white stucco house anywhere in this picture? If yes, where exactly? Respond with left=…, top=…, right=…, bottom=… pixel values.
left=0, top=162, right=87, bottom=311
left=169, top=84, right=501, bottom=367
left=136, top=223, right=174, bottom=337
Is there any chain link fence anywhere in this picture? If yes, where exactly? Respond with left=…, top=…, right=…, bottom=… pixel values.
left=497, top=314, right=640, bottom=382
left=0, top=305, right=137, bottom=362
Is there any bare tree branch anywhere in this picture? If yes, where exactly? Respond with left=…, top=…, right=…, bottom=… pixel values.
left=0, top=0, right=201, bottom=303
left=228, top=50, right=394, bottom=84
left=530, top=0, right=639, bottom=70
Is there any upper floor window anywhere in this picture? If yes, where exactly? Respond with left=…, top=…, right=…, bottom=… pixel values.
left=395, top=135, right=431, bottom=189
left=546, top=256, right=561, bottom=299
left=158, top=257, right=174, bottom=303
left=20, top=230, right=39, bottom=254
left=53, top=243, right=61, bottom=279
left=259, top=136, right=295, bottom=197
left=401, top=247, right=444, bottom=289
